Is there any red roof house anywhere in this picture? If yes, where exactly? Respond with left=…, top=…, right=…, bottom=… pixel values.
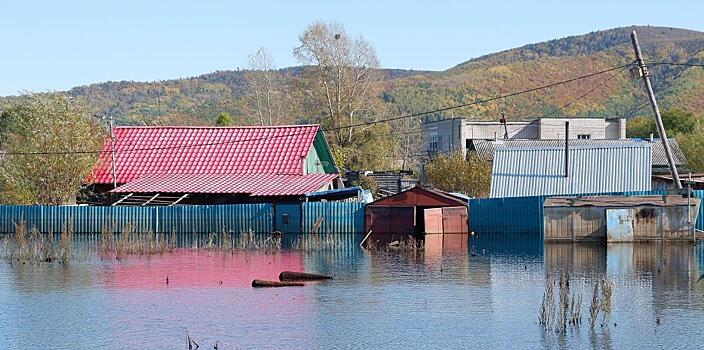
left=87, top=125, right=339, bottom=205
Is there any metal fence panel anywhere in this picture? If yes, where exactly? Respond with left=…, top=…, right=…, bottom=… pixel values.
left=0, top=204, right=274, bottom=234
left=695, top=190, right=704, bottom=231
left=274, top=204, right=302, bottom=234
left=302, top=202, right=364, bottom=234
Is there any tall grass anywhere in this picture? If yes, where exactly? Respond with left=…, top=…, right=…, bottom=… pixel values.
left=540, top=271, right=583, bottom=333
left=2, top=219, right=72, bottom=263
left=589, top=277, right=614, bottom=328
left=3, top=219, right=351, bottom=263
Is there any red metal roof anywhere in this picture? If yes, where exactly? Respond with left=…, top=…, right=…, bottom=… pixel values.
left=368, top=187, right=468, bottom=207
left=110, top=173, right=338, bottom=196
left=91, top=125, right=321, bottom=184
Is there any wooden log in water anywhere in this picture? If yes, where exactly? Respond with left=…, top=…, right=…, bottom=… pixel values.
left=251, top=279, right=304, bottom=288
left=279, top=271, right=332, bottom=281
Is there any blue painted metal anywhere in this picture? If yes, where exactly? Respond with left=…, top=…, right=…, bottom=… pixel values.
left=694, top=190, right=704, bottom=231
left=0, top=204, right=274, bottom=234
left=469, top=190, right=669, bottom=236
left=605, top=209, right=634, bottom=242
left=302, top=202, right=365, bottom=234
left=274, top=204, right=302, bottom=234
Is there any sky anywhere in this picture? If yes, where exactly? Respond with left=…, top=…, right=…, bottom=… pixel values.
left=1, top=0, right=703, bottom=96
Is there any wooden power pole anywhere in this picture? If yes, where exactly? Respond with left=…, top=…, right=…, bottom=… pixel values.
left=631, top=30, right=682, bottom=189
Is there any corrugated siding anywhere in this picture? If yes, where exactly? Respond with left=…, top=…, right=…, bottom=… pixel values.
left=302, top=202, right=365, bottom=234
left=0, top=204, right=273, bottom=234
left=490, top=145, right=652, bottom=198
left=469, top=190, right=668, bottom=236
left=471, top=138, right=686, bottom=166
left=469, top=196, right=546, bottom=235
left=0, top=203, right=367, bottom=235
left=274, top=204, right=302, bottom=234
left=695, top=190, right=704, bottom=231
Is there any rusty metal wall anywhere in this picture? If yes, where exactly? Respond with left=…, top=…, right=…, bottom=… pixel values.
left=546, top=202, right=699, bottom=242
left=442, top=206, right=468, bottom=233
left=423, top=208, right=443, bottom=234
left=364, top=205, right=414, bottom=235
left=544, top=207, right=606, bottom=241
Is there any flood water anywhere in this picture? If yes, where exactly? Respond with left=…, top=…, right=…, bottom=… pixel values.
left=1, top=236, right=704, bottom=349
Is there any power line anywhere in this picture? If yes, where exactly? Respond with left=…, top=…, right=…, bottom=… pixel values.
left=1, top=63, right=636, bottom=156
left=541, top=63, right=632, bottom=118
left=646, top=61, right=704, bottom=68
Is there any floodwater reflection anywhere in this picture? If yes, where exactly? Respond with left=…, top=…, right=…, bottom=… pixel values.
left=0, top=238, right=702, bottom=349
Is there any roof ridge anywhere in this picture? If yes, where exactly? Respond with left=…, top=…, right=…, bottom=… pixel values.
left=114, top=124, right=320, bottom=129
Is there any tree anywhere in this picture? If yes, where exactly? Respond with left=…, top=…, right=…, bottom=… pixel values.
left=293, top=21, right=389, bottom=170
left=0, top=93, right=105, bottom=204
left=627, top=109, right=699, bottom=138
left=244, top=47, right=289, bottom=126
left=677, top=126, right=704, bottom=172
left=424, top=151, right=491, bottom=197
left=215, top=112, right=234, bottom=126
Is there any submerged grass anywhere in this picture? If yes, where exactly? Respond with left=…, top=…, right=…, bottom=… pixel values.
left=2, top=218, right=355, bottom=263
left=540, top=271, right=584, bottom=334
left=1, top=219, right=73, bottom=263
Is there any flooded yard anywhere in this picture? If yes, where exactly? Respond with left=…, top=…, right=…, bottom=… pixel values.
left=1, top=236, right=704, bottom=349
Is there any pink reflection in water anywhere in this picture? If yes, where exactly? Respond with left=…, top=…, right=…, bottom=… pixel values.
left=100, top=249, right=304, bottom=289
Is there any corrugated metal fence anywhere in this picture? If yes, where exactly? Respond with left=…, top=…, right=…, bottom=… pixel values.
left=695, top=190, right=704, bottom=231
left=0, top=202, right=365, bottom=235
left=302, top=202, right=365, bottom=234
left=468, top=190, right=672, bottom=236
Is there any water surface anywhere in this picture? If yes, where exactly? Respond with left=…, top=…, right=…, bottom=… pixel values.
left=1, top=238, right=703, bottom=349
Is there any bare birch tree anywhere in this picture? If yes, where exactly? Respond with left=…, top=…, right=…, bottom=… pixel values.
left=293, top=21, right=388, bottom=169
left=244, top=48, right=289, bottom=126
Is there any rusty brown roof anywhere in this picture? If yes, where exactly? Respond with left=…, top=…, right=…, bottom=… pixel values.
left=544, top=195, right=698, bottom=208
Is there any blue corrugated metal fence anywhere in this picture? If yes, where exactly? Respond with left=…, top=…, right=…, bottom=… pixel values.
left=0, top=202, right=363, bottom=235
left=302, top=202, right=365, bottom=234
left=695, top=190, right=704, bottom=231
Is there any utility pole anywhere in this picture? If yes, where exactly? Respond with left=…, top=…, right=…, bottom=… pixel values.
left=109, top=114, right=117, bottom=189
left=631, top=30, right=682, bottom=189
left=564, top=121, right=569, bottom=178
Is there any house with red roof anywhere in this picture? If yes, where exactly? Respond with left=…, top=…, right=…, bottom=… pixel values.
left=85, top=124, right=339, bottom=205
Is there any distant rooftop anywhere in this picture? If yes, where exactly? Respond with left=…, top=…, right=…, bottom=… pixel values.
left=490, top=144, right=652, bottom=198
left=470, top=138, right=687, bottom=167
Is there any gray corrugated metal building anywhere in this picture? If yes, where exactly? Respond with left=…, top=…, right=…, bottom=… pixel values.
left=469, top=138, right=686, bottom=173
left=490, top=144, right=652, bottom=198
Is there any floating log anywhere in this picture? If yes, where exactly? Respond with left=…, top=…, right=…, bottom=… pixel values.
left=251, top=279, right=304, bottom=288
left=279, top=271, right=332, bottom=281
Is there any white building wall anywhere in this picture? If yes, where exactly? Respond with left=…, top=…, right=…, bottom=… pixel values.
left=538, top=118, right=607, bottom=139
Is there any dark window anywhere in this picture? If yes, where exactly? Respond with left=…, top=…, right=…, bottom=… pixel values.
left=429, top=132, right=438, bottom=151
left=577, top=134, right=591, bottom=139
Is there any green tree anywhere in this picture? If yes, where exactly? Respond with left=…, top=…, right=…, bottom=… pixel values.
left=424, top=151, right=491, bottom=197
left=677, top=127, right=704, bottom=172
left=625, top=116, right=654, bottom=138
left=0, top=93, right=105, bottom=204
left=215, top=112, right=234, bottom=126
left=627, top=109, right=699, bottom=138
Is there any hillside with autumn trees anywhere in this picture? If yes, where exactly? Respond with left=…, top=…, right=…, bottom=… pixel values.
left=1, top=25, right=703, bottom=171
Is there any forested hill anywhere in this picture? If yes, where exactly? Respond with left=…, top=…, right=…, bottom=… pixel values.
left=2, top=25, right=704, bottom=126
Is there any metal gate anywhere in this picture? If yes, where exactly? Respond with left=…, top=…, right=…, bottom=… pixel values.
left=274, top=204, right=302, bottom=234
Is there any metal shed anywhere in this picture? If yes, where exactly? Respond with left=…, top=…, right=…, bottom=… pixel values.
left=365, top=187, right=468, bottom=245
left=544, top=195, right=700, bottom=242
